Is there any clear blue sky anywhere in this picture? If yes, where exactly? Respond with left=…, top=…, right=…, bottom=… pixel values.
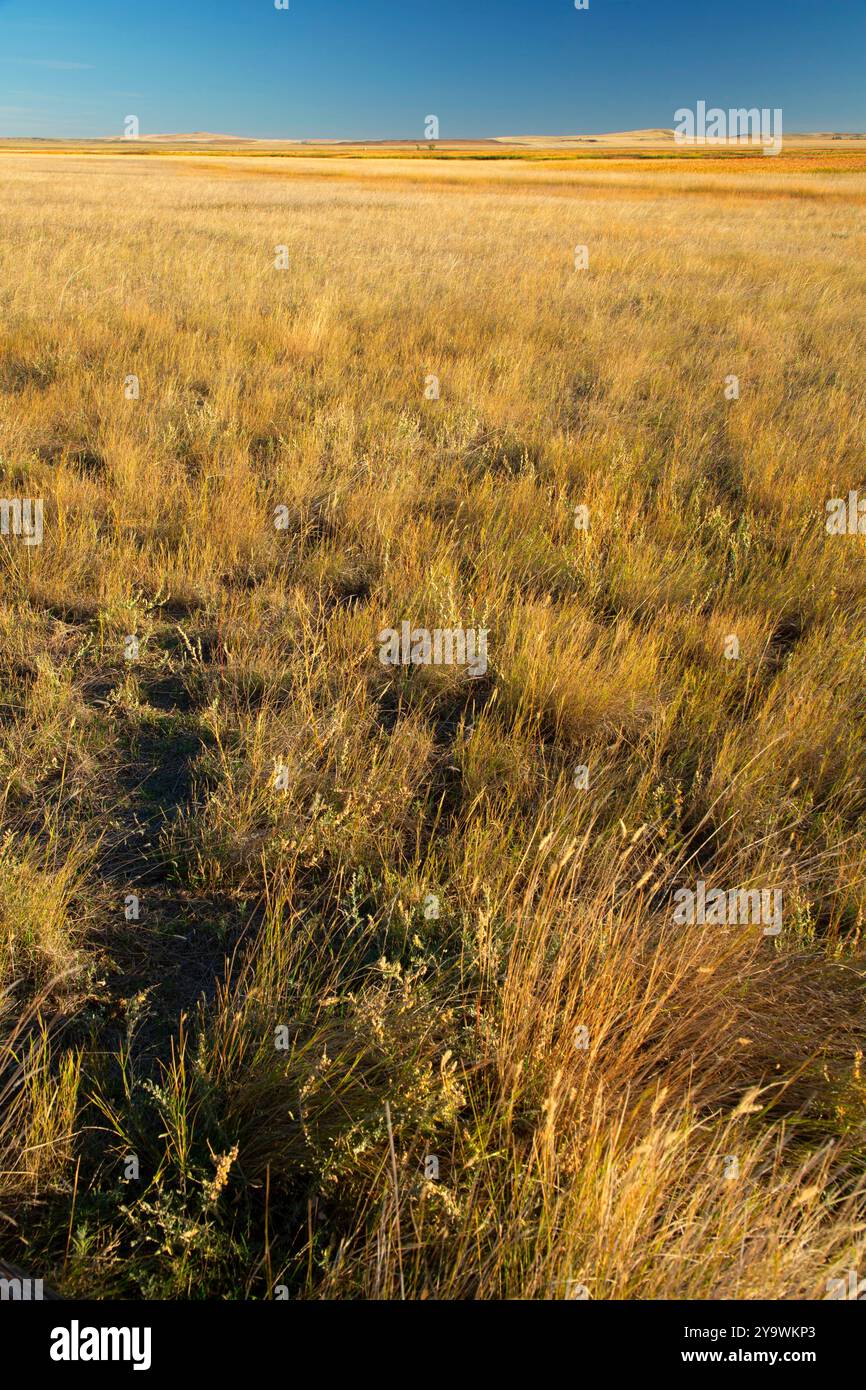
left=1, top=0, right=864, bottom=139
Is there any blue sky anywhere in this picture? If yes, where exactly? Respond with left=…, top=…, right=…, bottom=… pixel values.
left=1, top=0, right=864, bottom=139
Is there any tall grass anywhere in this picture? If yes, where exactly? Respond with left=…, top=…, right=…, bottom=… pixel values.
left=1, top=150, right=865, bottom=1297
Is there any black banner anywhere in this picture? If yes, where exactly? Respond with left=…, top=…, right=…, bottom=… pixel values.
left=5, top=1298, right=860, bottom=1377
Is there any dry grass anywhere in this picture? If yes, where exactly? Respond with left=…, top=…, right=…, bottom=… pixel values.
left=1, top=150, right=865, bottom=1299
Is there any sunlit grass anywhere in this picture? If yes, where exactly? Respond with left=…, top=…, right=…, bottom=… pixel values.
left=1, top=151, right=865, bottom=1298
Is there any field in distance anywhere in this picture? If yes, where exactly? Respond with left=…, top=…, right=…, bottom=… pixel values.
left=1, top=148, right=865, bottom=1300
left=3, top=126, right=866, bottom=160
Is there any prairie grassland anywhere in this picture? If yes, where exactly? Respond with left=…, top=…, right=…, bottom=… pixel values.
left=1, top=151, right=866, bottom=1298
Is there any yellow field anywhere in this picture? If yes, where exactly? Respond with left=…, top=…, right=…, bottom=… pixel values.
left=1, top=149, right=866, bottom=1298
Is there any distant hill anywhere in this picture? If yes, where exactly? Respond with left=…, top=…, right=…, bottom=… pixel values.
left=497, top=129, right=676, bottom=144
left=6, top=128, right=863, bottom=151
left=133, top=131, right=277, bottom=144
left=116, top=128, right=866, bottom=148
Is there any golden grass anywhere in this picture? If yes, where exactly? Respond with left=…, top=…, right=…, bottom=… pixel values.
left=1, top=151, right=865, bottom=1298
